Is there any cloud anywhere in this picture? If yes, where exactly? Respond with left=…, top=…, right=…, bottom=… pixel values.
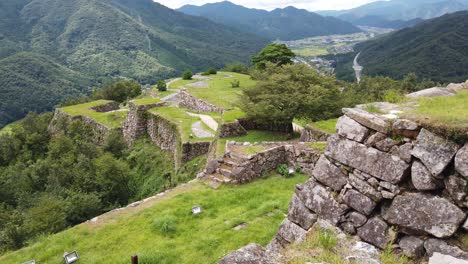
left=154, top=0, right=380, bottom=11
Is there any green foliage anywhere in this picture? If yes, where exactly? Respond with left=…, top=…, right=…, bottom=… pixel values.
left=277, top=164, right=290, bottom=178
left=207, top=68, right=218, bottom=75
left=182, top=70, right=193, bottom=80
left=152, top=215, right=178, bottom=236
left=157, top=80, right=167, bottom=92
left=240, top=63, right=341, bottom=124
left=223, top=62, right=250, bottom=74
left=317, top=229, right=338, bottom=250
left=383, top=89, right=406, bottom=103
left=230, top=79, right=240, bottom=88
left=252, top=44, right=295, bottom=69
left=96, top=80, right=142, bottom=103
left=381, top=242, right=410, bottom=264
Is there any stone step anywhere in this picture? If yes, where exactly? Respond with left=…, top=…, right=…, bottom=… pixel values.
left=209, top=173, right=232, bottom=183
left=217, top=167, right=233, bottom=177
left=223, top=157, right=240, bottom=167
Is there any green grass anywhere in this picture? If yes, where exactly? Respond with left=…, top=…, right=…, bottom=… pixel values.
left=0, top=174, right=307, bottom=264
left=150, top=106, right=217, bottom=142
left=132, top=97, right=161, bottom=105
left=59, top=100, right=127, bottom=128
left=310, top=119, right=338, bottom=134
left=168, top=78, right=198, bottom=89
left=237, top=145, right=270, bottom=156
left=223, top=109, right=246, bottom=123
left=307, top=142, right=327, bottom=152
left=292, top=47, right=329, bottom=57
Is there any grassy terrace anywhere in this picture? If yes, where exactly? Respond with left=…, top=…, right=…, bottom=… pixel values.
left=59, top=100, right=128, bottom=129
left=0, top=174, right=307, bottom=264
left=404, top=90, right=468, bottom=141
left=294, top=118, right=338, bottom=134
left=149, top=106, right=220, bottom=142
left=169, top=72, right=256, bottom=109
left=132, top=97, right=162, bottom=105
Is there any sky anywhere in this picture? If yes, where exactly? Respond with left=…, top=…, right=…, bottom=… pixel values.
left=154, top=0, right=381, bottom=11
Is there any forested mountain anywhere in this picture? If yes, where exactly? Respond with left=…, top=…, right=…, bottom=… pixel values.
left=0, top=0, right=267, bottom=128
left=333, top=11, right=468, bottom=83
left=178, top=1, right=361, bottom=41
left=318, top=0, right=468, bottom=28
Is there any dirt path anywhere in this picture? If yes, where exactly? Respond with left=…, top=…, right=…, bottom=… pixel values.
left=192, top=121, right=214, bottom=138
left=186, top=112, right=219, bottom=131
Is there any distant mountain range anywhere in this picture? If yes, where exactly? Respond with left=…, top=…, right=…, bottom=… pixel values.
left=334, top=11, right=468, bottom=83
left=178, top=1, right=362, bottom=41
left=318, top=0, right=468, bottom=28
left=0, top=0, right=267, bottom=128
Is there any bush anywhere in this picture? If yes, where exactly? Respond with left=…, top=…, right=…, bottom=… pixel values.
left=182, top=70, right=193, bottom=80
left=224, top=62, right=249, bottom=74
left=97, top=80, right=142, bottom=103
left=157, top=80, right=167, bottom=92
left=317, top=229, right=338, bottom=250
left=276, top=164, right=290, bottom=178
left=230, top=79, right=240, bottom=88
left=383, top=89, right=405, bottom=103
left=152, top=215, right=177, bottom=236
left=207, top=68, right=217, bottom=75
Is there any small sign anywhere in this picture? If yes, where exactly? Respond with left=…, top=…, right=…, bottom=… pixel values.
left=64, top=251, right=79, bottom=264
left=23, top=261, right=35, bottom=264
left=288, top=167, right=295, bottom=175
left=192, top=205, right=202, bottom=215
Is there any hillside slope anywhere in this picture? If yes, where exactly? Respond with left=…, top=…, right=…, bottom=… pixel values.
left=333, top=11, right=468, bottom=83
left=318, top=0, right=468, bottom=28
left=0, top=0, right=267, bottom=128
left=178, top=1, right=361, bottom=41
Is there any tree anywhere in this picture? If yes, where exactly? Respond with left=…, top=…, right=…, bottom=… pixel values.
left=224, top=62, right=249, bottom=74
left=182, top=70, right=193, bottom=80
left=98, top=80, right=142, bottom=102
left=157, top=80, right=167, bottom=92
left=207, top=68, right=217, bottom=75
left=252, top=44, right=295, bottom=69
left=239, top=63, right=341, bottom=124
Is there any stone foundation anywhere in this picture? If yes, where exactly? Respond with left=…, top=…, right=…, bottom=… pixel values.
left=90, top=101, right=120, bottom=112
left=178, top=89, right=224, bottom=113
left=299, top=125, right=332, bottom=142
left=219, top=120, right=248, bottom=138
left=123, top=101, right=165, bottom=146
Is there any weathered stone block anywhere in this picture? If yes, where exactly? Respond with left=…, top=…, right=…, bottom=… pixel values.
left=312, top=155, right=348, bottom=191
left=342, top=108, right=391, bottom=134
left=455, top=144, right=468, bottom=178
left=325, top=135, right=410, bottom=184
left=336, top=115, right=370, bottom=142
left=411, top=129, right=460, bottom=176
left=218, top=243, right=277, bottom=264
left=383, top=193, right=465, bottom=238
left=425, top=238, right=468, bottom=260
left=392, top=119, right=420, bottom=139
left=345, top=211, right=368, bottom=227
left=343, top=189, right=376, bottom=216
left=411, top=161, right=444, bottom=190
left=357, top=217, right=391, bottom=249
left=399, top=236, right=425, bottom=258
left=288, top=194, right=317, bottom=230
left=296, top=180, right=348, bottom=225
left=348, top=174, right=382, bottom=202
left=445, top=174, right=467, bottom=203
left=276, top=219, right=307, bottom=244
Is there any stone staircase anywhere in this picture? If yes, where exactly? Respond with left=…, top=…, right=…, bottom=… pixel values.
left=200, top=154, right=242, bottom=188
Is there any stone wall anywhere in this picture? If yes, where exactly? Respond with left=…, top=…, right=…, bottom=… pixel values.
left=238, top=118, right=293, bottom=134
left=48, top=109, right=116, bottom=145
left=181, top=142, right=211, bottom=164
left=299, top=125, right=332, bottom=142
left=147, top=112, right=180, bottom=167
left=123, top=101, right=165, bottom=146
left=265, top=108, right=468, bottom=261
left=178, top=89, right=224, bottom=113
left=219, top=120, right=248, bottom=138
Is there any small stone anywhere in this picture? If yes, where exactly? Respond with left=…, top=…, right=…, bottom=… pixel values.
left=357, top=217, right=391, bottom=249
left=205, top=159, right=220, bottom=174
left=455, top=144, right=468, bottom=178
left=365, top=132, right=387, bottom=147
left=429, top=253, right=468, bottom=264
left=346, top=211, right=368, bottom=227
left=348, top=174, right=382, bottom=202
left=390, top=143, right=413, bottom=163
left=463, top=218, right=468, bottom=231
left=445, top=174, right=467, bottom=203
left=336, top=115, right=370, bottom=143
left=367, top=177, right=380, bottom=188
left=381, top=190, right=395, bottom=199
left=343, top=189, right=376, bottom=216
left=411, top=161, right=444, bottom=190
left=375, top=138, right=398, bottom=152
left=218, top=243, right=277, bottom=264
left=411, top=129, right=460, bottom=176
left=276, top=219, right=307, bottom=244
left=341, top=222, right=356, bottom=235
left=392, top=119, right=420, bottom=139
left=399, top=236, right=425, bottom=258
left=379, top=181, right=400, bottom=194
left=425, top=238, right=468, bottom=260
left=312, top=155, right=348, bottom=191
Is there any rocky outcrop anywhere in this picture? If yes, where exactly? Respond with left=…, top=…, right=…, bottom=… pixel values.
left=178, top=89, right=223, bottom=113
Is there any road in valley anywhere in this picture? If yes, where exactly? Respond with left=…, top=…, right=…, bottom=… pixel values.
left=353, top=52, right=363, bottom=83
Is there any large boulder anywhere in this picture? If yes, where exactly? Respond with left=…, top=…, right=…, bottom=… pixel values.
left=383, top=193, right=466, bottom=238
left=218, top=243, right=277, bottom=264
left=295, top=180, right=348, bottom=225
left=342, top=108, right=391, bottom=134
left=288, top=194, right=317, bottom=230
left=336, top=115, right=370, bottom=142
left=411, top=129, right=460, bottom=176
left=325, top=135, right=410, bottom=184
left=411, top=161, right=444, bottom=190
left=406, top=87, right=457, bottom=98
left=343, top=189, right=377, bottom=216
left=312, top=155, right=348, bottom=191
left=455, top=144, right=468, bottom=178
left=357, top=217, right=392, bottom=249
left=424, top=238, right=468, bottom=260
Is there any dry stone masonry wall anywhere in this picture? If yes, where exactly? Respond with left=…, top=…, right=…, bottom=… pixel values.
left=178, top=89, right=224, bottom=113
left=123, top=101, right=166, bottom=146
left=264, top=107, right=468, bottom=262
left=299, top=125, right=332, bottom=142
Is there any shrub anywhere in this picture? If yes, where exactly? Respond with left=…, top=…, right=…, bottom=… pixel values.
left=97, top=80, right=142, bottom=102
left=182, top=70, right=193, bottom=80
left=157, top=80, right=167, bottom=92
left=276, top=164, right=290, bottom=178
left=317, top=229, right=337, bottom=250
left=230, top=79, right=240, bottom=88
left=224, top=62, right=249, bottom=74
left=207, top=68, right=217, bottom=75
left=152, top=215, right=177, bottom=236
left=383, top=89, right=405, bottom=103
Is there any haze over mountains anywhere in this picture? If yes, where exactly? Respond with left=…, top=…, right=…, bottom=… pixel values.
left=0, top=0, right=267, bottom=128
left=319, top=0, right=468, bottom=28
left=178, top=1, right=362, bottom=41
